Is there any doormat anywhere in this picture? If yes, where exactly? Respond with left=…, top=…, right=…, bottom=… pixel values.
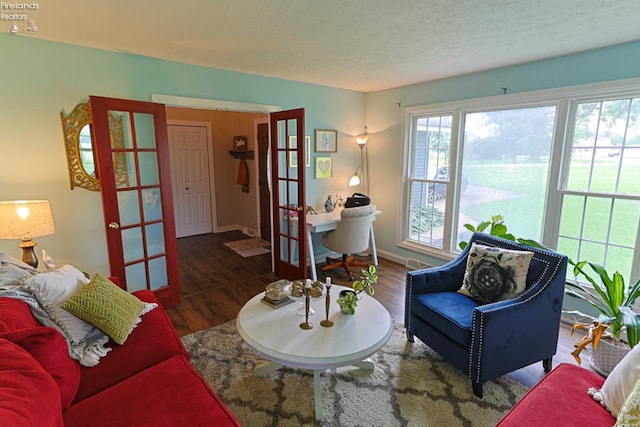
left=224, top=237, right=271, bottom=258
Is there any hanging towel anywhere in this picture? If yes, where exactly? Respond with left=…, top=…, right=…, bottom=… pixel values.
left=237, top=158, right=250, bottom=193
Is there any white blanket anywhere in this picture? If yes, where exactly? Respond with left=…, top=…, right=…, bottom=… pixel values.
left=0, top=253, right=110, bottom=366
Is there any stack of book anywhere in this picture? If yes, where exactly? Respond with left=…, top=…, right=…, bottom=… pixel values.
left=261, top=279, right=294, bottom=309
left=261, top=293, right=294, bottom=309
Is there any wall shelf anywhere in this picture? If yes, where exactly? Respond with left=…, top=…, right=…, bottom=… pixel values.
left=229, top=150, right=254, bottom=160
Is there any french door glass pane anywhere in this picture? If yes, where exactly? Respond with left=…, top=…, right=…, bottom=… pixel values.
left=125, top=263, right=146, bottom=292
left=458, top=106, right=556, bottom=243
left=138, top=152, right=160, bottom=186
left=133, top=113, right=157, bottom=149
left=122, top=227, right=144, bottom=263
left=117, top=190, right=141, bottom=226
left=114, top=111, right=134, bottom=149
left=146, top=223, right=165, bottom=257
left=115, top=151, right=137, bottom=188
left=149, top=257, right=168, bottom=290
left=142, top=188, right=162, bottom=221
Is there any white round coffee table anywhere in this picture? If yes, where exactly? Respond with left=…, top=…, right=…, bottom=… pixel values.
left=236, top=284, right=393, bottom=421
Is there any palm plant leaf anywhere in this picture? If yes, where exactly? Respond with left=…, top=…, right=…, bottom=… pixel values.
left=564, top=286, right=611, bottom=318
left=572, top=261, right=617, bottom=316
left=610, top=271, right=625, bottom=308
left=625, top=278, right=640, bottom=306
left=620, top=306, right=640, bottom=348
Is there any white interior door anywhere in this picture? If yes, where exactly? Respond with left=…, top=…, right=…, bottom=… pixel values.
left=168, top=124, right=213, bottom=238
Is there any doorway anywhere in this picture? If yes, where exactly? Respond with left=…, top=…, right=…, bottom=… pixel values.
left=152, top=95, right=287, bottom=277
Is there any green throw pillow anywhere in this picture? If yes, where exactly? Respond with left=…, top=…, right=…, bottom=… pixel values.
left=616, top=376, right=640, bottom=426
left=61, top=273, right=145, bottom=345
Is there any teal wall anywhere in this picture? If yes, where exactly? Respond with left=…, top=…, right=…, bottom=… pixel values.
left=0, top=35, right=365, bottom=274
left=365, top=40, right=640, bottom=267
left=1, top=32, right=639, bottom=275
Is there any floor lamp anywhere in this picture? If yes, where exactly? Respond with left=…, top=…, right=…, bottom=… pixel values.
left=0, top=200, right=56, bottom=268
left=354, top=128, right=369, bottom=194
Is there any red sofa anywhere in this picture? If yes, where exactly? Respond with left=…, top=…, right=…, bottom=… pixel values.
left=0, top=289, right=239, bottom=427
left=497, top=363, right=615, bottom=426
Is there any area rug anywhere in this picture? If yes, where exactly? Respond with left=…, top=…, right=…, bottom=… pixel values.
left=181, top=320, right=529, bottom=426
left=223, top=238, right=271, bottom=257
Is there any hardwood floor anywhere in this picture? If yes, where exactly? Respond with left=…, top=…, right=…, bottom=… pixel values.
left=166, top=230, right=589, bottom=388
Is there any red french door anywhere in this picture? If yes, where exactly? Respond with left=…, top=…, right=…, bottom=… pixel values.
left=90, top=96, right=180, bottom=307
left=270, top=108, right=307, bottom=280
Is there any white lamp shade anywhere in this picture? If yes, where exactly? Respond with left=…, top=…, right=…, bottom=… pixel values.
left=349, top=174, right=361, bottom=186
left=356, top=134, right=369, bottom=146
left=0, top=200, right=55, bottom=240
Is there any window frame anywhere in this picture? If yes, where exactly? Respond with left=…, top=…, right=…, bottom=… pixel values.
left=400, top=77, right=640, bottom=282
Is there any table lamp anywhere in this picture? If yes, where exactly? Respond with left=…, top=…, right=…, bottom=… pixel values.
left=0, top=200, right=56, bottom=268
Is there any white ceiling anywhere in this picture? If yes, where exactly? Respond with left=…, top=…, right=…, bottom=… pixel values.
left=10, top=0, right=640, bottom=92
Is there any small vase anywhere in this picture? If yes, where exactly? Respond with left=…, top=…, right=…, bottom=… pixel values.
left=324, top=195, right=335, bottom=212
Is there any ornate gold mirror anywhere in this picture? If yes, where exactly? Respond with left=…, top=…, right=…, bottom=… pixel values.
left=60, top=101, right=125, bottom=191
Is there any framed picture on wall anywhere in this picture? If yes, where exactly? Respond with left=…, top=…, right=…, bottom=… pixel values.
left=288, top=135, right=311, bottom=168
left=314, top=129, right=337, bottom=153
left=233, top=135, right=248, bottom=151
left=315, top=157, right=333, bottom=179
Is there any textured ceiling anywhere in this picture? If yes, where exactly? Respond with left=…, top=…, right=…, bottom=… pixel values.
left=8, top=0, right=640, bottom=92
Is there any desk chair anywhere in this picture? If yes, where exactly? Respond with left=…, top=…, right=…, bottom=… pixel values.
left=321, top=204, right=376, bottom=280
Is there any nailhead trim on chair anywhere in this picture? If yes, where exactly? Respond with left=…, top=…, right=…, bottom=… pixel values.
left=406, top=274, right=414, bottom=332
left=468, top=237, right=565, bottom=384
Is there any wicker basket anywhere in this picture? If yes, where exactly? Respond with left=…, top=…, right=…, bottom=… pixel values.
left=590, top=338, right=631, bottom=376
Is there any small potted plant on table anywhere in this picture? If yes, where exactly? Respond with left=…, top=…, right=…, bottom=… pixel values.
left=337, top=265, right=378, bottom=315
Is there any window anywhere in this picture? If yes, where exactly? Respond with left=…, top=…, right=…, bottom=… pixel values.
left=459, top=106, right=556, bottom=243
left=558, top=97, right=640, bottom=280
left=402, top=80, right=640, bottom=282
left=406, top=115, right=450, bottom=248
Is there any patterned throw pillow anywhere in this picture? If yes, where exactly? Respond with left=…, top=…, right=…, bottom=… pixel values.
left=459, top=243, right=534, bottom=304
left=61, top=274, right=146, bottom=345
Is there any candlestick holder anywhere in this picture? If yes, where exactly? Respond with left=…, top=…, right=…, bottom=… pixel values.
left=300, top=281, right=313, bottom=330
left=320, top=279, right=334, bottom=328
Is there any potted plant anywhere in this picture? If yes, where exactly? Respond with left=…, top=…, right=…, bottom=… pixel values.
left=458, top=214, right=515, bottom=250
left=337, top=265, right=378, bottom=315
left=564, top=260, right=640, bottom=374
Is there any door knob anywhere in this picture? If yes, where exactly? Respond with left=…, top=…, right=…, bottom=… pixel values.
left=296, top=205, right=304, bottom=212
left=108, top=222, right=120, bottom=230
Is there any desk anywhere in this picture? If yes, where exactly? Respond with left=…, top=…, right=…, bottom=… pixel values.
left=305, top=209, right=381, bottom=281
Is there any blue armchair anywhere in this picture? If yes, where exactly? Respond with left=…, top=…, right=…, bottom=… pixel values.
left=405, top=233, right=568, bottom=398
